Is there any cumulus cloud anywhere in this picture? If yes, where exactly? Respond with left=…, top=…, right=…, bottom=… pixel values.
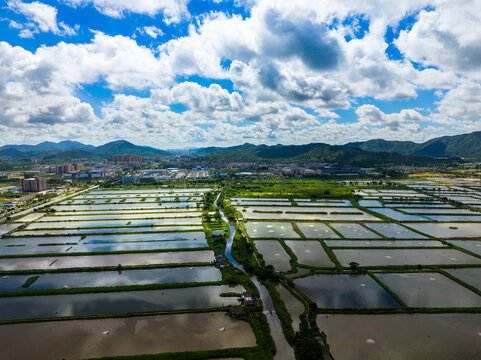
left=1, top=0, right=480, bottom=146
left=6, top=0, right=78, bottom=37
left=63, top=0, right=190, bottom=23
left=436, top=82, right=481, bottom=119
left=395, top=3, right=481, bottom=79
left=355, top=104, right=425, bottom=130
left=135, top=25, right=164, bottom=39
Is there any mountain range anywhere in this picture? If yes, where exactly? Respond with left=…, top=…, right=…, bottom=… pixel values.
left=1, top=130, right=480, bottom=164
left=346, top=131, right=481, bottom=159
left=192, top=143, right=451, bottom=167
left=0, top=140, right=169, bottom=161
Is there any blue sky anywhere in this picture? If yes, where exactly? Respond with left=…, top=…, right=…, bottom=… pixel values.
left=0, top=0, right=480, bottom=147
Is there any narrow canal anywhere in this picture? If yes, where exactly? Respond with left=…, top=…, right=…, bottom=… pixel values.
left=216, top=194, right=295, bottom=360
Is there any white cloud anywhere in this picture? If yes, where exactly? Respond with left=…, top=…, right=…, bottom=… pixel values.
left=436, top=81, right=481, bottom=119
left=395, top=2, right=481, bottom=80
left=135, top=25, right=164, bottom=39
left=6, top=0, right=78, bottom=37
left=64, top=0, right=190, bottom=23
left=355, top=104, right=425, bottom=130
left=1, top=0, right=480, bottom=146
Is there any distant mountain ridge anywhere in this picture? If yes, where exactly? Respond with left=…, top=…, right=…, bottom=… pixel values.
left=192, top=142, right=457, bottom=167
left=346, top=131, right=481, bottom=159
left=0, top=140, right=169, bottom=161
left=0, top=140, right=94, bottom=153
left=1, top=130, right=478, bottom=163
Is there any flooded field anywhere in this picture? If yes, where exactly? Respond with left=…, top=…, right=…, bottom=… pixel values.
left=52, top=202, right=198, bottom=211
left=15, top=213, right=45, bottom=222
left=26, top=217, right=202, bottom=229
left=364, top=223, right=426, bottom=239
left=446, top=240, right=481, bottom=256
left=324, top=240, right=445, bottom=248
left=444, top=268, right=481, bottom=289
left=284, top=240, right=334, bottom=267
left=0, top=223, right=22, bottom=236
left=424, top=215, right=481, bottom=222
left=254, top=240, right=292, bottom=271
left=13, top=225, right=203, bottom=236
left=318, top=313, right=481, bottom=360
left=401, top=208, right=477, bottom=214
left=22, top=240, right=206, bottom=255
left=53, top=209, right=201, bottom=215
left=293, top=274, right=400, bottom=309
left=245, top=222, right=299, bottom=238
left=330, top=223, right=381, bottom=239
left=0, top=312, right=256, bottom=360
left=0, top=250, right=215, bottom=271
left=238, top=206, right=379, bottom=221
left=375, top=272, right=481, bottom=307
left=276, top=284, right=304, bottom=332
left=295, top=222, right=340, bottom=239
left=408, top=222, right=481, bottom=238
left=0, top=285, right=243, bottom=321
left=368, top=208, right=430, bottom=221
left=334, top=249, right=481, bottom=266
left=39, top=212, right=203, bottom=221
left=0, top=266, right=221, bottom=292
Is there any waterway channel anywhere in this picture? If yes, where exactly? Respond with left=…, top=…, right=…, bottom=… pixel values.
left=216, top=194, right=295, bottom=360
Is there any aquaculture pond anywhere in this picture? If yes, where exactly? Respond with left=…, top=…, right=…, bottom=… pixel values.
left=284, top=240, right=334, bottom=267
left=245, top=222, right=299, bottom=238
left=240, top=207, right=379, bottom=221
left=39, top=212, right=203, bottom=221
left=401, top=208, right=477, bottom=214
left=384, top=203, right=451, bottom=208
left=13, top=225, right=204, bottom=236
left=375, top=272, right=481, bottom=308
left=408, top=222, right=481, bottom=238
left=276, top=284, right=304, bottom=332
left=231, top=201, right=293, bottom=206
left=318, top=313, right=481, bottom=360
left=363, top=223, right=426, bottom=239
left=52, top=209, right=201, bottom=216
left=254, top=240, right=292, bottom=272
left=0, top=223, right=22, bottom=236
left=0, top=266, right=222, bottom=292
left=295, top=223, right=340, bottom=239
left=89, top=189, right=210, bottom=195
left=52, top=203, right=198, bottom=211
left=293, top=274, right=400, bottom=309
left=443, top=268, right=481, bottom=290
left=15, top=213, right=45, bottom=222
left=324, top=240, right=446, bottom=248
left=0, top=285, right=243, bottom=321
left=0, top=250, right=215, bottom=271
left=358, top=200, right=383, bottom=207
left=424, top=215, right=481, bottom=222
left=334, top=249, right=481, bottom=267
left=26, top=217, right=202, bottom=230
left=368, top=208, right=430, bottom=221
left=0, top=312, right=256, bottom=360
left=329, top=223, right=381, bottom=239
left=446, top=240, right=481, bottom=256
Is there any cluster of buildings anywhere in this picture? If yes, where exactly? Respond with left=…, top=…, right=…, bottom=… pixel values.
left=112, top=154, right=144, bottom=165
left=21, top=177, right=47, bottom=192
left=269, top=164, right=377, bottom=177
left=29, top=163, right=78, bottom=176
left=62, top=165, right=122, bottom=180
left=122, top=167, right=211, bottom=183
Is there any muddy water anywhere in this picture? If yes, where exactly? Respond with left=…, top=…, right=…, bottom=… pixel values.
left=318, top=313, right=481, bottom=360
